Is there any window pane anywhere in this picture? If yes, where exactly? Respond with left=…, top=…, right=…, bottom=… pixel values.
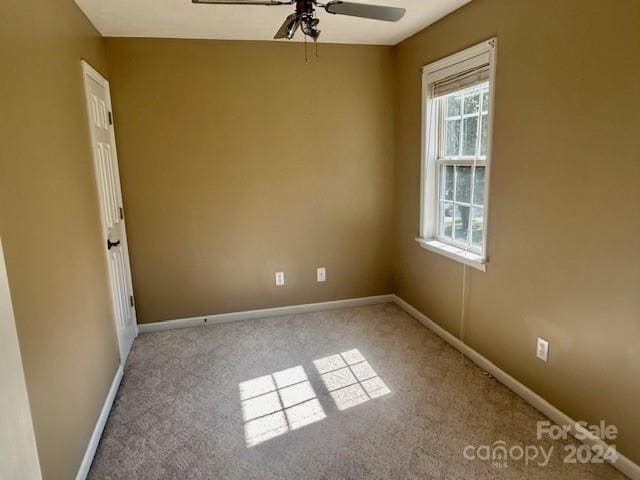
left=480, top=114, right=488, bottom=156
left=446, top=95, right=461, bottom=117
left=441, top=165, right=454, bottom=200
left=440, top=202, right=454, bottom=238
left=445, top=120, right=460, bottom=157
left=481, top=89, right=489, bottom=113
left=454, top=205, right=470, bottom=243
left=464, top=93, right=480, bottom=114
left=462, top=117, right=478, bottom=156
left=455, top=166, right=472, bottom=203
left=473, top=166, right=485, bottom=205
left=472, top=207, right=484, bottom=248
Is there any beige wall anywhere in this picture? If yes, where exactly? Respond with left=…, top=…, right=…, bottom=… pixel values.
left=0, top=1, right=120, bottom=479
left=104, top=38, right=395, bottom=324
left=393, top=0, right=640, bottom=464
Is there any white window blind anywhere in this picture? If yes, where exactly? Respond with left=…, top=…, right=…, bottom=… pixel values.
left=432, top=64, right=490, bottom=98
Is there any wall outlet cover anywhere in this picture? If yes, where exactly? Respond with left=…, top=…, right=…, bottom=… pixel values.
left=536, top=337, right=549, bottom=362
left=317, top=267, right=326, bottom=282
left=275, top=272, right=285, bottom=287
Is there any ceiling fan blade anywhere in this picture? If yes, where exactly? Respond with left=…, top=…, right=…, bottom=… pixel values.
left=324, top=1, right=405, bottom=22
left=192, top=0, right=292, bottom=5
left=274, top=13, right=300, bottom=39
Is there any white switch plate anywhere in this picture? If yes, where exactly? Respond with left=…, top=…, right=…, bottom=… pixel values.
left=536, top=337, right=549, bottom=362
left=275, top=272, right=285, bottom=286
left=317, top=267, right=326, bottom=282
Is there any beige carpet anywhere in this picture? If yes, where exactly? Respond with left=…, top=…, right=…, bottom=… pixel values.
left=89, top=303, right=626, bottom=479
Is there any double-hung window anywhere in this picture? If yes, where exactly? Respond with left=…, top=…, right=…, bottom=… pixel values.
left=418, top=39, right=497, bottom=271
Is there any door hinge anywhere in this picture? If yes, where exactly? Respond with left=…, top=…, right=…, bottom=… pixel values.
left=119, top=207, right=124, bottom=220
left=129, top=295, right=134, bottom=307
left=108, top=111, right=113, bottom=125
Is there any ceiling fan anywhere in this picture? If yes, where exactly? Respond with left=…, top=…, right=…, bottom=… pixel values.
left=191, top=0, right=406, bottom=41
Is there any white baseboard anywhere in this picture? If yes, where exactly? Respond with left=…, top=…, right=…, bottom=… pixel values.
left=75, top=364, right=124, bottom=480
left=138, top=294, right=395, bottom=333
left=392, top=295, right=639, bottom=480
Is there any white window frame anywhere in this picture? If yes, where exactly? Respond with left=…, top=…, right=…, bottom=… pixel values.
left=416, top=38, right=497, bottom=272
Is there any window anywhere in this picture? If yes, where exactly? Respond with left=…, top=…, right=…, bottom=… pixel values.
left=418, top=39, right=496, bottom=271
left=438, top=83, right=489, bottom=249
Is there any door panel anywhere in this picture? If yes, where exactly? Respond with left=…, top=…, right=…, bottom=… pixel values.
left=82, top=61, right=137, bottom=363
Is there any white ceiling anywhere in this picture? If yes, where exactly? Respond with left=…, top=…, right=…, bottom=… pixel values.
left=74, top=0, right=470, bottom=46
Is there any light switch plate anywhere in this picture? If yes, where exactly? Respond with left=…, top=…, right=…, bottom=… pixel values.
left=536, top=337, right=549, bottom=362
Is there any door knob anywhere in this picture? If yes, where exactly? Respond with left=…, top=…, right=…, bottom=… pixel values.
left=107, top=239, right=121, bottom=250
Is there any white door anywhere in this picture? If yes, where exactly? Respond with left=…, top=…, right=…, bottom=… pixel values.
left=81, top=60, right=138, bottom=364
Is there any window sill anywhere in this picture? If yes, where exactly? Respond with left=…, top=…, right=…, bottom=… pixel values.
left=415, top=238, right=487, bottom=272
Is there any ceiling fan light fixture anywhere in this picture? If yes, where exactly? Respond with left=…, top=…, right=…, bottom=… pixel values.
left=301, top=16, right=321, bottom=41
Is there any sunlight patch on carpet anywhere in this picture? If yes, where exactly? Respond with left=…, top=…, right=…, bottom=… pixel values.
left=240, top=366, right=326, bottom=447
left=314, top=349, right=391, bottom=411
